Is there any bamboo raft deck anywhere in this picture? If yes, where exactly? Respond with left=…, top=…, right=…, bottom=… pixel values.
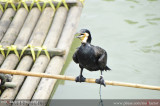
left=0, top=1, right=160, bottom=105
left=0, top=0, right=83, bottom=104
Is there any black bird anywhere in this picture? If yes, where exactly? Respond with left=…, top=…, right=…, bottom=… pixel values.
left=72, top=29, right=111, bottom=86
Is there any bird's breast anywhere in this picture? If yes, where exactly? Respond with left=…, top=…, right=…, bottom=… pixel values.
left=77, top=44, right=99, bottom=70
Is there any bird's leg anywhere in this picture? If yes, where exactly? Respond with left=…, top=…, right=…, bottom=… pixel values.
left=75, top=68, right=86, bottom=82
left=95, top=71, right=106, bottom=87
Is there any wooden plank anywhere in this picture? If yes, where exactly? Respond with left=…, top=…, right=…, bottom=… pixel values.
left=31, top=5, right=82, bottom=101
left=15, top=7, right=55, bottom=100
left=0, top=8, right=41, bottom=99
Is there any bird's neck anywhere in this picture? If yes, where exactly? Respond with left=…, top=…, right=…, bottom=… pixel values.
left=81, top=39, right=91, bottom=44
left=81, top=42, right=91, bottom=46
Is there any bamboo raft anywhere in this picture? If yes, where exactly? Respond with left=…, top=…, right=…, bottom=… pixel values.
left=0, top=0, right=160, bottom=105
left=0, top=0, right=83, bottom=104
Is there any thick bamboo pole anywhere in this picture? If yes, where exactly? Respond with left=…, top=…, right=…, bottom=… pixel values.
left=0, top=56, right=33, bottom=99
left=0, top=8, right=15, bottom=41
left=0, top=0, right=78, bottom=7
left=14, top=8, right=41, bottom=46
left=0, top=8, right=28, bottom=46
left=0, top=8, right=28, bottom=66
left=15, top=7, right=55, bottom=100
left=31, top=7, right=68, bottom=101
left=43, top=7, right=68, bottom=49
left=32, top=6, right=82, bottom=101
left=0, top=69, right=159, bottom=91
left=0, top=8, right=28, bottom=80
left=0, top=10, right=3, bottom=19
left=2, top=47, right=65, bottom=56
left=28, top=7, right=55, bottom=46
left=0, top=8, right=41, bottom=99
left=16, top=56, right=50, bottom=100
left=1, top=82, right=17, bottom=88
left=0, top=8, right=16, bottom=66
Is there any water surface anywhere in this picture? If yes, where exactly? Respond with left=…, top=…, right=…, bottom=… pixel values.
left=52, top=0, right=160, bottom=99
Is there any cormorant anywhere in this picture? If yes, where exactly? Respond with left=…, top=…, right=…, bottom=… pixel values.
left=73, top=29, right=111, bottom=86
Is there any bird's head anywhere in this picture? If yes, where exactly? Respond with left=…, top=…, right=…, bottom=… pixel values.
left=75, top=29, right=92, bottom=43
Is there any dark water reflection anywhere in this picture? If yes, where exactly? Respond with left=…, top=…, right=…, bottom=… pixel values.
left=51, top=0, right=160, bottom=99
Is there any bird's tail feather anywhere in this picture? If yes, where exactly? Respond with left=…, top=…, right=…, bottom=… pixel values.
left=105, top=66, right=111, bottom=71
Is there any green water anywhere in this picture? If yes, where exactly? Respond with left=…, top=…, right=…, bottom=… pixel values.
left=52, top=0, right=160, bottom=99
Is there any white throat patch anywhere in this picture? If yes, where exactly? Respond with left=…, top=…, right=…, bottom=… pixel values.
left=82, top=33, right=89, bottom=43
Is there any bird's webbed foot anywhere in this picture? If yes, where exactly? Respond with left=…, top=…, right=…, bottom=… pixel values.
left=95, top=76, right=106, bottom=87
left=75, top=75, right=86, bottom=83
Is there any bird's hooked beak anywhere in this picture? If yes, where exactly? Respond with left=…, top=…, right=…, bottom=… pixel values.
left=75, top=33, right=88, bottom=43
left=75, top=33, right=83, bottom=38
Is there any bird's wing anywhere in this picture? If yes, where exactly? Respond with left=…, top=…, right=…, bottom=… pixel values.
left=72, top=48, right=79, bottom=64
left=92, top=45, right=107, bottom=68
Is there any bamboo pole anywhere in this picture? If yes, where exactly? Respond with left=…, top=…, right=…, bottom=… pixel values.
left=15, top=7, right=55, bottom=100
left=16, top=56, right=50, bottom=100
left=0, top=8, right=28, bottom=92
left=0, top=0, right=78, bottom=7
left=28, top=7, right=54, bottom=46
left=32, top=6, right=82, bottom=101
left=0, top=8, right=40, bottom=99
left=1, top=82, right=17, bottom=88
left=0, top=8, right=15, bottom=41
left=32, top=7, right=68, bottom=100
left=0, top=8, right=28, bottom=67
left=0, top=69, right=159, bottom=91
left=0, top=10, right=3, bottom=19
left=0, top=56, right=33, bottom=99
left=0, top=8, right=16, bottom=66
left=43, top=7, right=68, bottom=49
left=14, top=8, right=41, bottom=47
left=2, top=47, right=66, bottom=56
left=0, top=8, right=28, bottom=46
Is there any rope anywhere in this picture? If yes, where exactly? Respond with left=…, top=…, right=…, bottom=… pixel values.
left=0, top=0, right=85, bottom=12
left=0, top=45, right=51, bottom=61
left=98, top=85, right=104, bottom=106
